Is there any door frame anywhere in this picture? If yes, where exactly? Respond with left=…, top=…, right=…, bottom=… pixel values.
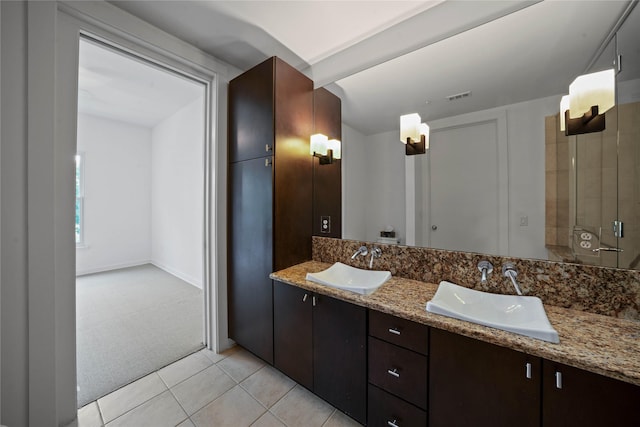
left=406, top=108, right=508, bottom=255
left=24, top=2, right=233, bottom=424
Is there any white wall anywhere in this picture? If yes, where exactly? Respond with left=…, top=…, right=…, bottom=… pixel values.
left=151, top=96, right=204, bottom=288
left=76, top=113, right=152, bottom=275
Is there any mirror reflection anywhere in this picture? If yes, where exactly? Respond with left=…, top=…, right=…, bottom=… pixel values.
left=337, top=1, right=640, bottom=271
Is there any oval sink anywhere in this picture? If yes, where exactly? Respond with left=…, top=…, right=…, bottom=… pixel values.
left=426, top=281, right=559, bottom=343
left=305, top=262, right=392, bottom=295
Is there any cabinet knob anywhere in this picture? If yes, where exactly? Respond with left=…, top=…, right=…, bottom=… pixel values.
left=387, top=368, right=400, bottom=378
left=265, top=158, right=272, bottom=167
left=388, top=328, right=401, bottom=335
left=525, top=362, right=532, bottom=379
left=387, top=420, right=399, bottom=427
left=265, top=144, right=273, bottom=152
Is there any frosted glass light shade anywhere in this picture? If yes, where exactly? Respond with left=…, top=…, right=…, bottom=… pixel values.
left=327, top=139, right=341, bottom=159
left=400, top=113, right=421, bottom=143
left=419, top=122, right=430, bottom=149
left=559, top=95, right=570, bottom=131
left=568, top=69, right=615, bottom=119
left=310, top=133, right=328, bottom=156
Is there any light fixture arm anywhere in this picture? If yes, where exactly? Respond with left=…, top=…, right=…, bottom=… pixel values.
left=405, top=134, right=426, bottom=156
left=313, top=148, right=335, bottom=165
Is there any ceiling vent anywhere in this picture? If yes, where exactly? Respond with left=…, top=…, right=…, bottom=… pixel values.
left=446, top=91, right=472, bottom=101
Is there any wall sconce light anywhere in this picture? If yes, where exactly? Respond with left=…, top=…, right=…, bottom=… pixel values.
left=400, top=113, right=429, bottom=155
left=310, top=133, right=341, bottom=165
left=559, top=68, right=615, bottom=136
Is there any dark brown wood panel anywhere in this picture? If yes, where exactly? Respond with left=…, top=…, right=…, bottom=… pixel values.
left=228, top=158, right=274, bottom=364
left=228, top=58, right=274, bottom=163
left=542, top=360, right=640, bottom=427
left=313, top=294, right=367, bottom=424
left=369, top=310, right=429, bottom=355
left=273, top=58, right=314, bottom=270
left=273, top=281, right=313, bottom=389
left=312, top=87, right=342, bottom=238
left=368, top=336, right=428, bottom=410
left=368, top=384, right=427, bottom=427
left=429, top=328, right=540, bottom=427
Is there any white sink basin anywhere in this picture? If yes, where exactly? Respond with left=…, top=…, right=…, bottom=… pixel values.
left=426, top=281, right=559, bottom=343
left=305, top=262, right=391, bottom=295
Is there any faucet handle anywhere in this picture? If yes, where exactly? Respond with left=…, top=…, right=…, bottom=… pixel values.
left=478, top=260, right=493, bottom=284
left=502, top=262, right=517, bottom=277
left=351, top=245, right=368, bottom=259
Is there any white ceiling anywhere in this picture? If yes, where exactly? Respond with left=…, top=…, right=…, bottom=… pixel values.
left=78, top=38, right=204, bottom=128
left=101, top=0, right=636, bottom=134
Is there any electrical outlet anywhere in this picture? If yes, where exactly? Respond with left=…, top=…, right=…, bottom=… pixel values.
left=321, top=216, right=331, bottom=233
left=580, top=240, right=592, bottom=249
left=580, top=232, right=592, bottom=240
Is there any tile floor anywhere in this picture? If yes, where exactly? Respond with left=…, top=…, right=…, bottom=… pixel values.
left=77, top=346, right=363, bottom=427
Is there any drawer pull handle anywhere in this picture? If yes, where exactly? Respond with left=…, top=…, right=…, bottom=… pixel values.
left=265, top=144, right=273, bottom=152
left=555, top=371, right=563, bottom=389
left=302, top=294, right=308, bottom=303
left=387, top=420, right=399, bottom=427
left=388, top=328, right=401, bottom=335
left=387, top=368, right=400, bottom=378
left=525, top=362, right=532, bottom=379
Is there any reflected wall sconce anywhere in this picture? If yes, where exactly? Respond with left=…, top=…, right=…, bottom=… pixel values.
left=560, top=68, right=615, bottom=136
left=400, top=113, right=429, bottom=155
left=310, top=133, right=341, bottom=165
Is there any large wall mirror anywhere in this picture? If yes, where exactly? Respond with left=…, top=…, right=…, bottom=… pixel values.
left=336, top=1, right=640, bottom=271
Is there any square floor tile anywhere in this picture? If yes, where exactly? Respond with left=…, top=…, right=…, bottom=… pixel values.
left=106, top=390, right=187, bottom=427
left=200, top=346, right=237, bottom=364
left=78, top=401, right=103, bottom=427
left=241, top=366, right=296, bottom=408
left=98, top=373, right=167, bottom=423
left=158, top=351, right=213, bottom=388
left=171, top=364, right=236, bottom=415
left=191, top=385, right=265, bottom=427
left=177, top=420, right=196, bottom=427
left=270, top=385, right=334, bottom=427
left=251, top=411, right=285, bottom=427
left=217, top=348, right=265, bottom=383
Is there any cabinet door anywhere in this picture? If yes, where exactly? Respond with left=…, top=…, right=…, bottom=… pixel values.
left=228, top=58, right=274, bottom=163
left=313, top=294, right=367, bottom=425
left=273, top=281, right=313, bottom=389
left=429, top=328, right=540, bottom=427
left=543, top=360, right=640, bottom=427
left=228, top=157, right=273, bottom=364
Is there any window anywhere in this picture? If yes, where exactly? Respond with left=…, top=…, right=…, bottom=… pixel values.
left=75, top=153, right=85, bottom=246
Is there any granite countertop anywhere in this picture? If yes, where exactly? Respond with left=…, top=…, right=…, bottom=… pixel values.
left=270, top=260, right=640, bottom=387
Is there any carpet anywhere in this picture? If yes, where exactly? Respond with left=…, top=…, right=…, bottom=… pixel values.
left=76, top=264, right=204, bottom=407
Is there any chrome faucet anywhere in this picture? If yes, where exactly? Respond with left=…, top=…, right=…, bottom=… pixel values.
left=502, top=262, right=523, bottom=295
left=478, top=260, right=493, bottom=284
left=351, top=245, right=368, bottom=259
left=369, top=246, right=382, bottom=269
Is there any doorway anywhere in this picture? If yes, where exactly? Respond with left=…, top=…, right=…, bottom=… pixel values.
left=75, top=37, right=208, bottom=406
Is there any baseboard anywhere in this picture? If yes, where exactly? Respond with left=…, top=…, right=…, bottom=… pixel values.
left=76, top=260, right=152, bottom=277
left=151, top=261, right=203, bottom=289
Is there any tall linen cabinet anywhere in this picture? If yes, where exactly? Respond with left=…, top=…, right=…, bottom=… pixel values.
left=228, top=57, right=314, bottom=363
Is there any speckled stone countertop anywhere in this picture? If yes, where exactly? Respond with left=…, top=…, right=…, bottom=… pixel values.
left=270, top=261, right=640, bottom=387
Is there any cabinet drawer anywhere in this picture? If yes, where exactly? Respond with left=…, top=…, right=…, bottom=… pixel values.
left=368, top=337, right=427, bottom=409
left=369, top=310, right=428, bottom=355
left=368, top=384, right=427, bottom=427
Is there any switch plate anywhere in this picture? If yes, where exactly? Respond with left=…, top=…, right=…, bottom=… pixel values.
left=520, top=216, right=528, bottom=226
left=321, top=216, right=331, bottom=233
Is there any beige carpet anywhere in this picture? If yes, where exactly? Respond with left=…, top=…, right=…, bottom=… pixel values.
left=76, top=264, right=204, bottom=407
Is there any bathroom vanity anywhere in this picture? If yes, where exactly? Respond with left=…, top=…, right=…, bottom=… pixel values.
left=270, top=260, right=640, bottom=427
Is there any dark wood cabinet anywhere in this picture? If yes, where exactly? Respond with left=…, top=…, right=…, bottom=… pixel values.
left=273, top=281, right=313, bottom=389
left=542, top=360, right=640, bottom=427
left=429, top=328, right=541, bottom=427
left=368, top=310, right=429, bottom=425
left=273, top=281, right=367, bottom=424
left=228, top=57, right=313, bottom=364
